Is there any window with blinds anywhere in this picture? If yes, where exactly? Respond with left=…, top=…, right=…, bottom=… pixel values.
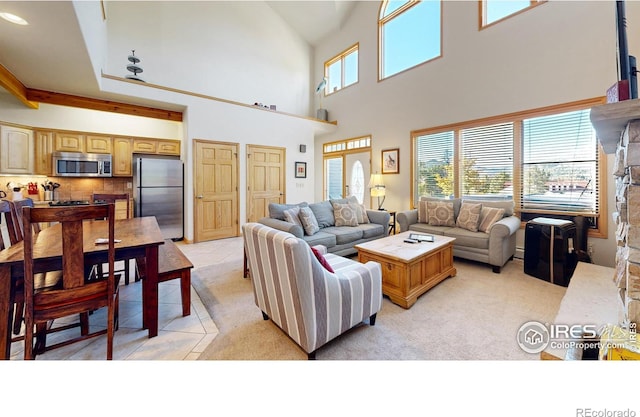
left=460, top=123, right=513, bottom=199
left=414, top=131, right=454, bottom=198
left=521, top=108, right=597, bottom=215
left=411, top=98, right=605, bottom=236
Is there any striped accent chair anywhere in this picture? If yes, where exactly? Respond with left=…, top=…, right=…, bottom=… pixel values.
left=243, top=222, right=382, bottom=359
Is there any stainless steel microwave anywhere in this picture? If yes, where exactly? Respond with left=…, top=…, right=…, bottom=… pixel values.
left=52, top=152, right=112, bottom=177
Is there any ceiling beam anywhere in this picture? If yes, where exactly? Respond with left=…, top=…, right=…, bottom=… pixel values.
left=0, top=64, right=39, bottom=109
left=26, top=89, right=183, bottom=121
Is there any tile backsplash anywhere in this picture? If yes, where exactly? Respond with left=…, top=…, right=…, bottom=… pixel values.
left=2, top=176, right=132, bottom=202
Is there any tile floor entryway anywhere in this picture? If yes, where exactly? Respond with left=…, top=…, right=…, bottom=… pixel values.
left=8, top=238, right=242, bottom=360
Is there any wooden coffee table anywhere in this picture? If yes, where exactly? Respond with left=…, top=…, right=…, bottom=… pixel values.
left=355, top=232, right=456, bottom=308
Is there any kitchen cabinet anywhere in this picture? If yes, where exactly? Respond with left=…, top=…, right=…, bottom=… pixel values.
left=133, top=139, right=157, bottom=154
left=0, top=125, right=34, bottom=174
left=114, top=198, right=133, bottom=219
left=112, top=137, right=133, bottom=177
left=133, top=138, right=181, bottom=156
left=54, top=132, right=84, bottom=153
left=34, top=130, right=54, bottom=175
left=157, top=140, right=181, bottom=155
left=86, top=135, right=112, bottom=154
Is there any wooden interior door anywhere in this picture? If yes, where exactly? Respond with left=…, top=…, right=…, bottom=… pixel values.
left=193, top=139, right=239, bottom=242
left=247, top=145, right=285, bottom=222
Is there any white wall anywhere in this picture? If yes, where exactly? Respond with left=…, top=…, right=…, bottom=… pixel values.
left=313, top=1, right=619, bottom=266
left=0, top=95, right=182, bottom=139
left=104, top=1, right=313, bottom=116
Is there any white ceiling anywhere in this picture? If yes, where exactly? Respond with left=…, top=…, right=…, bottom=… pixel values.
left=0, top=0, right=357, bottom=109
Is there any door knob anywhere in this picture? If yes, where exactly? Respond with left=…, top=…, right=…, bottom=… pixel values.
left=196, top=195, right=204, bottom=199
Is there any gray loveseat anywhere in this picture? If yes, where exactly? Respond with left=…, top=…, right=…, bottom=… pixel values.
left=258, top=196, right=390, bottom=257
left=397, top=197, right=520, bottom=273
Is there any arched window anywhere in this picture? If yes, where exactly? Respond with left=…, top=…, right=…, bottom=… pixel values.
left=350, top=160, right=365, bottom=203
left=378, top=0, right=441, bottom=80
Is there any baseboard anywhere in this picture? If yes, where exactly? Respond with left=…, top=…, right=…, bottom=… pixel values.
left=515, top=246, right=525, bottom=260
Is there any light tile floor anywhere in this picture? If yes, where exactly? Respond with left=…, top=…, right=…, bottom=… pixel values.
left=8, top=238, right=239, bottom=360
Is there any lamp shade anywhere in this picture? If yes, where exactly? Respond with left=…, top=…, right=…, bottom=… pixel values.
left=368, top=173, right=384, bottom=188
left=369, top=173, right=385, bottom=197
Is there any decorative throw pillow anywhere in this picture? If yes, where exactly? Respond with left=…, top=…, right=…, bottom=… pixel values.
left=417, top=200, right=429, bottom=224
left=283, top=207, right=302, bottom=227
left=478, top=207, right=505, bottom=233
left=269, top=202, right=308, bottom=220
left=311, top=247, right=334, bottom=273
left=456, top=202, right=482, bottom=232
left=332, top=202, right=358, bottom=227
left=298, top=207, right=320, bottom=236
left=427, top=201, right=455, bottom=227
left=353, top=203, right=370, bottom=224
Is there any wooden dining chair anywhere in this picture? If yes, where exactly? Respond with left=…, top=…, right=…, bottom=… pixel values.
left=22, top=203, right=121, bottom=360
left=10, top=198, right=41, bottom=241
left=1, top=200, right=23, bottom=341
left=92, top=193, right=139, bottom=285
left=7, top=198, right=44, bottom=337
left=0, top=200, right=19, bottom=251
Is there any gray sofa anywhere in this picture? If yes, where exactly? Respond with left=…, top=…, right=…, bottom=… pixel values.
left=258, top=197, right=390, bottom=257
left=397, top=197, right=520, bottom=273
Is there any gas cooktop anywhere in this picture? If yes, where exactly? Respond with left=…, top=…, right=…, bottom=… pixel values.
left=49, top=200, right=91, bottom=206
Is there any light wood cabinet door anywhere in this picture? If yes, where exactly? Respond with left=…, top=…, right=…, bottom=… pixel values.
left=113, top=137, right=133, bottom=176
left=132, top=139, right=157, bottom=154
left=157, top=140, right=180, bottom=155
left=54, top=132, right=84, bottom=153
left=86, top=135, right=112, bottom=154
left=0, top=125, right=34, bottom=174
left=34, top=130, right=54, bottom=175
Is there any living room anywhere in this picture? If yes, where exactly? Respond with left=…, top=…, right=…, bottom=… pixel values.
left=0, top=0, right=637, bottom=414
left=0, top=1, right=628, bottom=262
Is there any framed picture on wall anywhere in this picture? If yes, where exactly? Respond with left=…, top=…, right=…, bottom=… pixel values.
left=295, top=162, right=307, bottom=178
left=382, top=148, right=399, bottom=174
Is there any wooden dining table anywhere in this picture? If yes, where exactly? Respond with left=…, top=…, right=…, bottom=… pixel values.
left=0, top=216, right=165, bottom=359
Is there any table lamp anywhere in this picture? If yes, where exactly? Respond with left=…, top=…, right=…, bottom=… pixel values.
left=369, top=173, right=386, bottom=210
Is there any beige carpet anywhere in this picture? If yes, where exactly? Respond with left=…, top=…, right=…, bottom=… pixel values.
left=193, top=257, right=566, bottom=360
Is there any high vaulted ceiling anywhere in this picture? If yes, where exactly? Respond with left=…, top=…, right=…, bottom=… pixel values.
left=0, top=0, right=357, bottom=112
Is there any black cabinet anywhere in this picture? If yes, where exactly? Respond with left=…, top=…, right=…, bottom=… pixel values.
left=524, top=217, right=577, bottom=287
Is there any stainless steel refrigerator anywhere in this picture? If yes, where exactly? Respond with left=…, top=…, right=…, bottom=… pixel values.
left=133, top=155, right=184, bottom=240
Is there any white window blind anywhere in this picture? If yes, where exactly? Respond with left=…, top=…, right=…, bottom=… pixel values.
left=521, top=109, right=597, bottom=214
left=460, top=122, right=513, bottom=199
left=414, top=131, right=454, bottom=201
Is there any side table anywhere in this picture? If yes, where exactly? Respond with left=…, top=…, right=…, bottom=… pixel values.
left=387, top=211, right=396, bottom=235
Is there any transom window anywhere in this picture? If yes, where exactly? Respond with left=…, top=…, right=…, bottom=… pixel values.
left=324, top=44, right=359, bottom=95
left=480, top=0, right=545, bottom=28
left=412, top=98, right=606, bottom=237
left=379, top=0, right=441, bottom=80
